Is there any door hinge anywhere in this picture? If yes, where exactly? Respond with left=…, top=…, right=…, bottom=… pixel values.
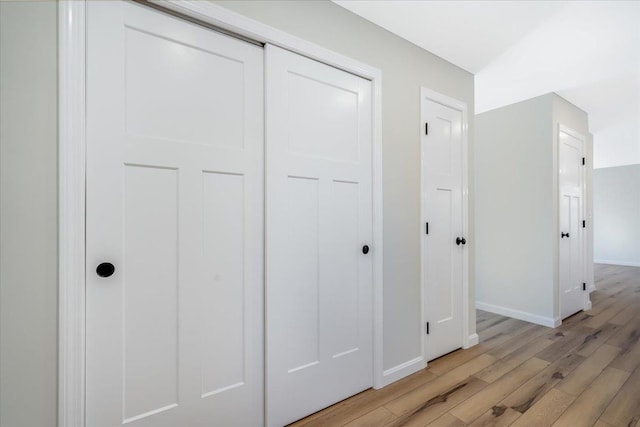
left=426, top=322, right=430, bottom=335
left=582, top=157, right=586, bottom=165
left=425, top=122, right=429, bottom=135
left=425, top=222, right=429, bottom=235
left=582, top=220, right=586, bottom=228
left=583, top=282, right=587, bottom=291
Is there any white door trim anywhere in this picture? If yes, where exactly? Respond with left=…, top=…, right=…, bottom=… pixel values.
left=419, top=87, right=473, bottom=368
left=58, top=2, right=384, bottom=425
left=557, top=124, right=590, bottom=316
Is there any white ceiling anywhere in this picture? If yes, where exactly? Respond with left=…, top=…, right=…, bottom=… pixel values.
left=333, top=0, right=640, bottom=169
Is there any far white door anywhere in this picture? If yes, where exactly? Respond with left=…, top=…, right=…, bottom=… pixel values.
left=559, top=127, right=585, bottom=319
left=85, top=2, right=264, bottom=426
left=265, top=44, right=373, bottom=427
left=421, top=92, right=465, bottom=362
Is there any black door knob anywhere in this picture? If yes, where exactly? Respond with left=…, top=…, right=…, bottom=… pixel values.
left=561, top=232, right=570, bottom=238
left=456, top=237, right=466, bottom=246
left=96, top=262, right=115, bottom=278
left=362, top=245, right=370, bottom=254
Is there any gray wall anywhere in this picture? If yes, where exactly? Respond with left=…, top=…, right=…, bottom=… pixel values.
left=0, top=2, right=59, bottom=426
left=594, top=165, right=640, bottom=266
left=475, top=95, right=555, bottom=320
left=215, top=0, right=476, bottom=375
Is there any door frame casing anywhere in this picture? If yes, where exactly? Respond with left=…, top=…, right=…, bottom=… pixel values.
left=557, top=124, right=590, bottom=318
left=58, top=2, right=384, bottom=426
left=419, top=87, right=475, bottom=368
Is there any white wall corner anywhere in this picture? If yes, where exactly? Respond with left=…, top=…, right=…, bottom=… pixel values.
left=476, top=301, right=558, bottom=328
left=381, top=357, right=425, bottom=387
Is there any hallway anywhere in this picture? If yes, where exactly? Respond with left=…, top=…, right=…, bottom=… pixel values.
left=292, top=264, right=640, bottom=426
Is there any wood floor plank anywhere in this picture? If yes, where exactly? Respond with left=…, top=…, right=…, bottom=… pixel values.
left=609, top=299, right=640, bottom=325
left=427, top=333, right=512, bottom=376
left=424, top=413, right=466, bottom=427
left=609, top=337, right=640, bottom=373
left=449, top=358, right=549, bottom=424
left=290, top=369, right=439, bottom=426
left=475, top=337, right=552, bottom=383
left=502, top=351, right=585, bottom=414
left=584, top=291, right=635, bottom=328
left=555, top=344, right=620, bottom=396
left=535, top=329, right=589, bottom=363
left=488, top=324, right=550, bottom=359
left=479, top=318, right=530, bottom=342
left=509, top=388, right=575, bottom=427
left=551, top=367, right=631, bottom=427
left=385, top=354, right=496, bottom=417
left=599, top=365, right=640, bottom=427
left=383, top=377, right=488, bottom=427
left=574, top=322, right=622, bottom=357
left=467, top=405, right=521, bottom=427
left=344, top=406, right=396, bottom=427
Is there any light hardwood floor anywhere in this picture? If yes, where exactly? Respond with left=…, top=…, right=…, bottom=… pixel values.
left=290, top=264, right=640, bottom=427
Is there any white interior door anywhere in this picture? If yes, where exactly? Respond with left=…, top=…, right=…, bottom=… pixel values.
left=421, top=95, right=464, bottom=362
left=86, top=2, right=263, bottom=425
left=265, top=44, right=373, bottom=426
left=559, top=128, right=585, bottom=319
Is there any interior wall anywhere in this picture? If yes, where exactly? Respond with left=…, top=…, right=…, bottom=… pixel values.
left=475, top=94, right=555, bottom=322
left=0, top=2, right=59, bottom=426
left=594, top=165, right=640, bottom=267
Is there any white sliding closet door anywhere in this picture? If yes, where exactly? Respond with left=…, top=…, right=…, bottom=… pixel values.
left=265, top=44, right=374, bottom=426
left=85, top=2, right=264, bottom=425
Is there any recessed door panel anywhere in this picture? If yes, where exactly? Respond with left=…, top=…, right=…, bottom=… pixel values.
left=124, top=25, right=244, bottom=147
left=201, top=171, right=245, bottom=397
left=284, top=176, right=320, bottom=373
left=266, top=44, right=373, bottom=427
left=123, top=165, right=179, bottom=422
left=86, top=2, right=264, bottom=425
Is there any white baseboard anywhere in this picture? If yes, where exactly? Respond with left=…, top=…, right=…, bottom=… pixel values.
left=464, top=333, right=479, bottom=349
left=584, top=300, right=592, bottom=311
left=476, top=301, right=559, bottom=328
left=381, top=356, right=425, bottom=387
left=594, top=259, right=640, bottom=267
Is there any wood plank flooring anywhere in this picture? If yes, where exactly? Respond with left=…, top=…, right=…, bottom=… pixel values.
left=290, top=264, right=640, bottom=427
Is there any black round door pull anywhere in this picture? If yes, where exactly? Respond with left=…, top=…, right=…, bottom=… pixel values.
left=96, top=262, right=115, bottom=278
left=561, top=232, right=570, bottom=238
left=362, top=245, right=370, bottom=254
left=456, top=237, right=467, bottom=246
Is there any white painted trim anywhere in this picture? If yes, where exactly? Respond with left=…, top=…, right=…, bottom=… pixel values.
left=594, top=259, right=640, bottom=267
left=381, top=357, right=425, bottom=387
left=59, top=1, right=385, bottom=423
left=465, top=334, right=479, bottom=349
left=58, top=2, right=86, bottom=426
left=419, top=87, right=473, bottom=365
left=476, top=302, right=560, bottom=328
